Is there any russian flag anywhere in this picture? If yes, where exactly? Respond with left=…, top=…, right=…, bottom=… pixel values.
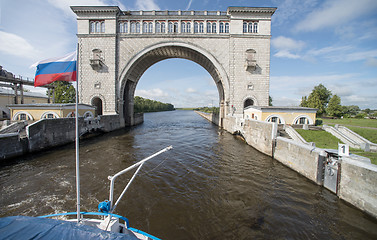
left=33, top=51, right=77, bottom=87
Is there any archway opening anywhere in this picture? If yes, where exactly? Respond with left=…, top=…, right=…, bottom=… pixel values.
left=120, top=44, right=228, bottom=126
left=244, top=98, right=254, bottom=109
left=92, top=97, right=103, bottom=116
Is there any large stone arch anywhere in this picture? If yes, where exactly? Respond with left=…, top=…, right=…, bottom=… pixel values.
left=118, top=41, right=230, bottom=126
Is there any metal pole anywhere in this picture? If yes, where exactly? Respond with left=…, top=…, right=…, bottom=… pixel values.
left=75, top=47, right=80, bottom=223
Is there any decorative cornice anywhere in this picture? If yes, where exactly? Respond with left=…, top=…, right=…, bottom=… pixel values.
left=227, top=7, right=277, bottom=15
left=70, top=6, right=121, bottom=15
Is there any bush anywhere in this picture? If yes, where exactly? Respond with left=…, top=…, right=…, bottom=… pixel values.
left=315, top=119, right=323, bottom=126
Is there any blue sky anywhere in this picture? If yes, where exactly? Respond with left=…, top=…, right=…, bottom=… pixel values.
left=0, top=0, right=376, bottom=109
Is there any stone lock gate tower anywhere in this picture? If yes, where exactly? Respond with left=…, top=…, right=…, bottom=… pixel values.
left=71, top=6, right=276, bottom=126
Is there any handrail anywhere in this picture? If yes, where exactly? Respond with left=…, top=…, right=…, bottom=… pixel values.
left=108, top=146, right=173, bottom=211
left=38, top=211, right=130, bottom=228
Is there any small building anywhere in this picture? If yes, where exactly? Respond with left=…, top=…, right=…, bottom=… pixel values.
left=244, top=106, right=317, bottom=125
left=8, top=104, right=96, bottom=121
left=0, top=88, right=49, bottom=120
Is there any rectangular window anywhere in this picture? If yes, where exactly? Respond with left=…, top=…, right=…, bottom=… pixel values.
left=199, top=22, right=204, bottom=33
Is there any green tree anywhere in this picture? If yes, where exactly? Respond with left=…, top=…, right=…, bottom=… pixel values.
left=307, top=91, right=325, bottom=114
left=300, top=96, right=308, bottom=107
left=301, top=84, right=332, bottom=115
left=47, top=81, right=76, bottom=103
left=269, top=95, right=273, bottom=106
left=326, top=95, right=343, bottom=117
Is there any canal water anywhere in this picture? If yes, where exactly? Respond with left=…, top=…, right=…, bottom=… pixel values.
left=1, top=110, right=377, bottom=239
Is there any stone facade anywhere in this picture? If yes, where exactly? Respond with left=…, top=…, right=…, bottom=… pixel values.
left=71, top=6, right=276, bottom=126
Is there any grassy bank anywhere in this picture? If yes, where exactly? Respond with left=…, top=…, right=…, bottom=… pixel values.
left=295, top=129, right=377, bottom=165
left=320, top=118, right=377, bottom=128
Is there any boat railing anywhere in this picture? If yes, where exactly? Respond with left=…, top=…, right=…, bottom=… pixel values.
left=108, top=145, right=173, bottom=213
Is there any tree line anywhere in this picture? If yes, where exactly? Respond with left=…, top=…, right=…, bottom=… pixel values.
left=134, top=96, right=175, bottom=113
left=300, top=84, right=375, bottom=118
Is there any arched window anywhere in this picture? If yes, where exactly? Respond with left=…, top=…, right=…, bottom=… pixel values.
left=135, top=22, right=140, bottom=33
left=253, top=22, right=258, bottom=33
left=187, top=22, right=191, bottom=33
left=219, top=22, right=224, bottom=33
left=101, top=22, right=105, bottom=33
left=84, top=111, right=94, bottom=119
left=90, top=22, right=95, bottom=33
left=194, top=22, right=199, bottom=33
left=243, top=22, right=247, bottom=33
left=148, top=22, right=153, bottom=33
left=168, top=21, right=173, bottom=32
left=225, top=22, right=229, bottom=33
left=181, top=22, right=186, bottom=33
left=207, top=22, right=211, bottom=33
left=143, top=22, right=148, bottom=33
left=293, top=115, right=313, bottom=125
left=199, top=22, right=204, bottom=33
left=244, top=98, right=254, bottom=109
left=161, top=22, right=165, bottom=32
left=156, top=22, right=161, bottom=33
left=130, top=22, right=136, bottom=33
left=13, top=111, right=33, bottom=121
left=248, top=22, right=253, bottom=33
left=41, top=111, right=59, bottom=119
left=212, top=22, right=216, bottom=33
left=266, top=115, right=285, bottom=124
left=95, top=22, right=100, bottom=33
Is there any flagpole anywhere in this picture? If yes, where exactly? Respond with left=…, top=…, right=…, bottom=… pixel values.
left=75, top=44, right=81, bottom=223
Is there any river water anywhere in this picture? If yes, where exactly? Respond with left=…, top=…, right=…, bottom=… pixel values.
left=1, top=110, right=377, bottom=239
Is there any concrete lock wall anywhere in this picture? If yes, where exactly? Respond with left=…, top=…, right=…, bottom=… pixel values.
left=242, top=119, right=276, bottom=157
left=338, top=157, right=377, bottom=218
left=273, top=137, right=325, bottom=185
left=98, top=115, right=122, bottom=132
left=0, top=133, right=27, bottom=159
left=27, top=118, right=83, bottom=152
left=195, top=111, right=219, bottom=126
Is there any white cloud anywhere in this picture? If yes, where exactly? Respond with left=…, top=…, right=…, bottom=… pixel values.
left=135, top=0, right=160, bottom=10
left=272, top=0, right=319, bottom=26
left=274, top=50, right=301, bottom=59
left=47, top=0, right=127, bottom=17
left=135, top=88, right=168, bottom=99
left=295, top=0, right=377, bottom=32
left=186, top=88, right=196, bottom=93
left=272, top=36, right=305, bottom=51
left=366, top=58, right=377, bottom=67
left=271, top=36, right=305, bottom=59
left=0, top=31, right=39, bottom=59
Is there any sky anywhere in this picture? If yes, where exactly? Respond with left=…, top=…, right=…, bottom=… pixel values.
left=0, top=0, right=376, bottom=109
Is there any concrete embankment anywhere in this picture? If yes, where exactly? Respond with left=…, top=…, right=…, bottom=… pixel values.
left=197, top=112, right=377, bottom=219
left=0, top=114, right=143, bottom=160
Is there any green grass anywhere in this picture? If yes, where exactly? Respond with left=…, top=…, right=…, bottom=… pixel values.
left=346, top=127, right=377, bottom=144
left=319, top=118, right=377, bottom=128
left=351, top=151, right=377, bottom=165
left=295, top=129, right=343, bottom=149
left=296, top=129, right=377, bottom=165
